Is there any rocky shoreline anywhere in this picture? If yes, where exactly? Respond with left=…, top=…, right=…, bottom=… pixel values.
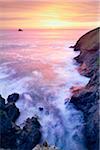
left=70, top=27, right=99, bottom=150
left=0, top=93, right=41, bottom=150
left=0, top=28, right=99, bottom=150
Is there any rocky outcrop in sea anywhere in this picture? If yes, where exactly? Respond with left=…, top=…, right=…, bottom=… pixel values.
left=70, top=27, right=99, bottom=150
left=0, top=28, right=99, bottom=150
left=0, top=93, right=41, bottom=150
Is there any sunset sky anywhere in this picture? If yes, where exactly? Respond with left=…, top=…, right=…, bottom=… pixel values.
left=0, top=0, right=99, bottom=29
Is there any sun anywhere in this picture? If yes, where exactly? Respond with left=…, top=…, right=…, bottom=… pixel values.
left=46, top=20, right=65, bottom=28
left=42, top=19, right=70, bottom=29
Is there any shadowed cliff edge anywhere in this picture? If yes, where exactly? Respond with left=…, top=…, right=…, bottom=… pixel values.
left=70, top=27, right=99, bottom=150
left=0, top=28, right=99, bottom=150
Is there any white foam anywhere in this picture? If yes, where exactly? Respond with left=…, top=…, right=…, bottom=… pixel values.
left=0, top=35, right=89, bottom=150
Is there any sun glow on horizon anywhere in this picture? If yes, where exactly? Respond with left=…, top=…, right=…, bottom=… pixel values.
left=0, top=0, right=99, bottom=29
left=40, top=19, right=72, bottom=29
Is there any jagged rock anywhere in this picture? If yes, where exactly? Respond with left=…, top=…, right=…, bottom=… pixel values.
left=70, top=28, right=99, bottom=150
left=16, top=117, right=41, bottom=150
left=0, top=109, right=12, bottom=135
left=0, top=95, right=41, bottom=150
left=7, top=93, right=19, bottom=103
left=5, top=103, right=20, bottom=122
left=39, top=107, right=43, bottom=111
left=0, top=95, right=5, bottom=110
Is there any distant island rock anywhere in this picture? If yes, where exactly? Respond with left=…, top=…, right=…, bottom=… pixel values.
left=18, top=28, right=23, bottom=32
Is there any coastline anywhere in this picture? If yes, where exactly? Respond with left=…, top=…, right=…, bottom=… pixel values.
left=0, top=27, right=99, bottom=150
left=70, top=27, right=99, bottom=150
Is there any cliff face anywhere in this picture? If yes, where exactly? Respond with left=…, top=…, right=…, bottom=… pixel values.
left=71, top=27, right=99, bottom=150
left=74, top=27, right=99, bottom=52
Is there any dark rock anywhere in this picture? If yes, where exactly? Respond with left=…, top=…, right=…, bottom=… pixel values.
left=0, top=109, right=12, bottom=135
left=5, top=103, right=20, bottom=122
left=0, top=109, right=17, bottom=149
left=18, top=28, right=23, bottom=32
left=69, top=46, right=75, bottom=48
left=43, top=141, right=48, bottom=147
left=23, top=117, right=41, bottom=130
left=70, top=28, right=99, bottom=150
left=17, top=117, right=41, bottom=150
left=39, top=107, right=43, bottom=111
left=7, top=93, right=19, bottom=103
left=0, top=94, right=41, bottom=150
left=0, top=95, right=5, bottom=110
left=70, top=90, right=98, bottom=113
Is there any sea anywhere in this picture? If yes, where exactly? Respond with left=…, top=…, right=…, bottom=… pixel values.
left=0, top=29, right=90, bottom=150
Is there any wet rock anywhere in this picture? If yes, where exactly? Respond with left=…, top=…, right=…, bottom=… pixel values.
left=70, top=86, right=84, bottom=95
left=64, top=98, right=70, bottom=105
left=17, top=117, right=41, bottom=150
left=71, top=90, right=98, bottom=113
left=0, top=109, right=17, bottom=149
left=69, top=45, right=75, bottom=48
left=5, top=103, right=20, bottom=122
left=0, top=109, right=12, bottom=135
left=70, top=28, right=99, bottom=150
left=0, top=95, right=41, bottom=150
left=0, top=95, right=5, bottom=110
left=7, top=93, right=19, bottom=103
left=39, top=107, right=43, bottom=111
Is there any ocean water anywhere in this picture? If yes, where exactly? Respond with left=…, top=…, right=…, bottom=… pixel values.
left=0, top=29, right=89, bottom=150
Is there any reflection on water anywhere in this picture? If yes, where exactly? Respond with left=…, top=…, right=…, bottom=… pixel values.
left=0, top=29, right=89, bottom=150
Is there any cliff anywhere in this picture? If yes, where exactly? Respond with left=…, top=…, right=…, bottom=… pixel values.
left=70, top=27, right=99, bottom=150
left=74, top=27, right=99, bottom=52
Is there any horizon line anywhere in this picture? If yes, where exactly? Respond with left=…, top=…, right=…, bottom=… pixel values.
left=0, top=27, right=98, bottom=30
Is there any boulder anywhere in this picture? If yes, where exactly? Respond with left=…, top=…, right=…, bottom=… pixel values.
left=39, top=107, right=43, bottom=111
left=7, top=93, right=19, bottom=103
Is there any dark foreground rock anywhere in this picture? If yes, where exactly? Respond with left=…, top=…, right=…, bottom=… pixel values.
left=70, top=27, right=99, bottom=150
left=7, top=93, right=19, bottom=103
left=5, top=103, right=20, bottom=122
left=0, top=94, right=41, bottom=150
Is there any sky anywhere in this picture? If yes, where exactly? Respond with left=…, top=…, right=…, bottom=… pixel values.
left=0, top=0, right=99, bottom=29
